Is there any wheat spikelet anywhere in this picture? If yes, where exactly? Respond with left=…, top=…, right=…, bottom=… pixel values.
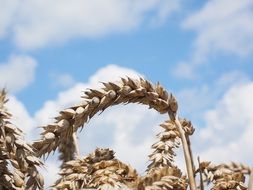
left=33, top=78, right=178, bottom=160
left=53, top=148, right=138, bottom=190
left=137, top=166, right=187, bottom=190
left=196, top=161, right=249, bottom=190
left=142, top=119, right=194, bottom=190
left=0, top=90, right=44, bottom=189
left=0, top=151, right=15, bottom=189
left=147, top=120, right=180, bottom=172
left=147, top=119, right=194, bottom=171
left=221, top=162, right=251, bottom=175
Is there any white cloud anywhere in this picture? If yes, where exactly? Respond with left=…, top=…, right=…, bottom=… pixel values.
left=0, top=54, right=37, bottom=93
left=176, top=71, right=249, bottom=121
left=39, top=158, right=61, bottom=188
left=195, top=82, right=253, bottom=165
left=172, top=62, right=196, bottom=79
left=177, top=84, right=212, bottom=119
left=0, top=0, right=180, bottom=50
left=50, top=73, right=76, bottom=88
left=173, top=0, right=253, bottom=79
left=0, top=0, right=19, bottom=37
left=78, top=104, right=164, bottom=172
left=184, top=0, right=253, bottom=58
left=89, top=64, right=144, bottom=85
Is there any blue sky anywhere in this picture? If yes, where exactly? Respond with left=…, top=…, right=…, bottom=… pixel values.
left=1, top=0, right=252, bottom=111
left=1, top=0, right=253, bottom=187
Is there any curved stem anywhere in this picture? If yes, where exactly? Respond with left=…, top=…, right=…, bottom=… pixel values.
left=174, top=116, right=197, bottom=190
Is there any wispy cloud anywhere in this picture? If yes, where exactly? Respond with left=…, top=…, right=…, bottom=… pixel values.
left=50, top=73, right=76, bottom=89
left=196, top=81, right=253, bottom=165
left=173, top=0, right=253, bottom=79
left=176, top=70, right=249, bottom=125
left=0, top=0, right=180, bottom=50
left=184, top=0, right=253, bottom=57
left=0, top=54, right=37, bottom=93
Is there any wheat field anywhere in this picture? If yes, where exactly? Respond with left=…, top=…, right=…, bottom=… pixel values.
left=0, top=77, right=252, bottom=190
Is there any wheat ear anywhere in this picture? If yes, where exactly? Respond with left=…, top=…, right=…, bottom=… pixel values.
left=0, top=89, right=44, bottom=189
left=147, top=120, right=181, bottom=171
left=53, top=148, right=138, bottom=189
left=33, top=78, right=178, bottom=162
left=137, top=166, right=187, bottom=190
left=138, top=118, right=194, bottom=190
left=196, top=161, right=250, bottom=189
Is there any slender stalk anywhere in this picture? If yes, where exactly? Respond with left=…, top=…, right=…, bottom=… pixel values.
left=248, top=168, right=253, bottom=190
left=72, top=132, right=80, bottom=158
left=198, top=157, right=204, bottom=190
left=174, top=116, right=197, bottom=190
left=186, top=135, right=195, bottom=176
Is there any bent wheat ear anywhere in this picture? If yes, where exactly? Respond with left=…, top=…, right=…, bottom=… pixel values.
left=0, top=90, right=44, bottom=190
left=33, top=78, right=178, bottom=161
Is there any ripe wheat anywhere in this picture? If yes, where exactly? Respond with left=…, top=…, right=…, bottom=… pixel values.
left=0, top=77, right=252, bottom=190
left=0, top=90, right=44, bottom=189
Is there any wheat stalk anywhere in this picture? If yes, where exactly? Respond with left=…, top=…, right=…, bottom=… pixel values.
left=0, top=90, right=44, bottom=189
left=174, top=116, right=197, bottom=190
